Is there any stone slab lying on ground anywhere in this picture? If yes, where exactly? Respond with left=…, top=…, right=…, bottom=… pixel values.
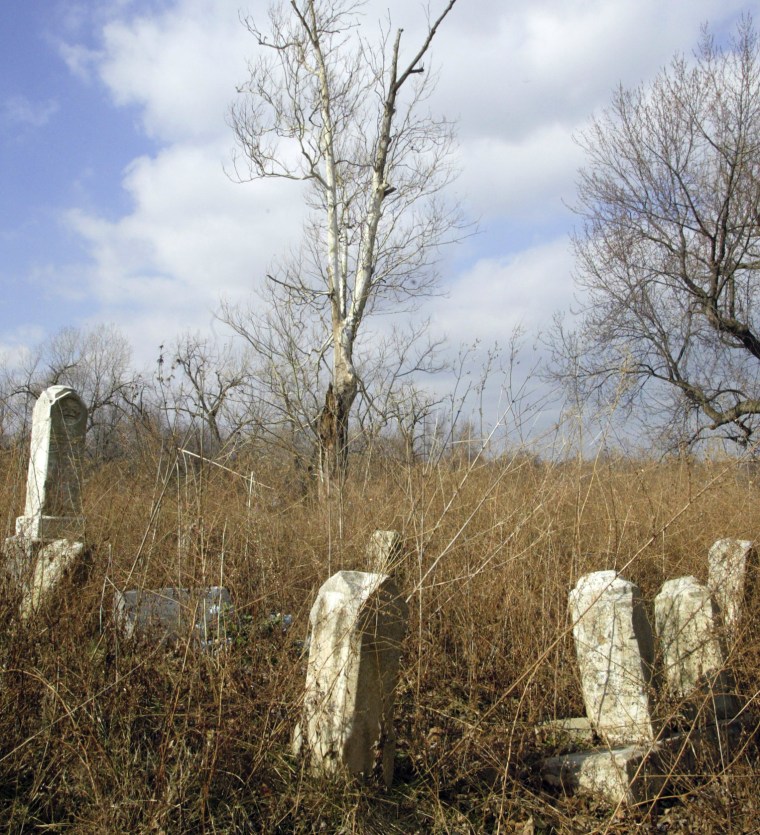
left=707, top=538, right=756, bottom=634
left=569, top=571, right=655, bottom=746
left=113, top=587, right=233, bottom=646
left=534, top=717, right=597, bottom=749
left=654, top=575, right=738, bottom=720
left=542, top=719, right=746, bottom=807
left=543, top=741, right=662, bottom=806
left=295, top=570, right=407, bottom=786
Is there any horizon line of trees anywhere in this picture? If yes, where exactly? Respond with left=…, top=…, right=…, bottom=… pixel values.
left=0, top=322, right=537, bottom=472
left=9, top=16, right=760, bottom=469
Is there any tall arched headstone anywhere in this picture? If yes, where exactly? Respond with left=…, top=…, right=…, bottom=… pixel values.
left=707, top=539, right=756, bottom=635
left=365, top=530, right=402, bottom=575
left=5, top=386, right=88, bottom=618
left=654, top=576, right=737, bottom=720
left=16, top=385, right=87, bottom=541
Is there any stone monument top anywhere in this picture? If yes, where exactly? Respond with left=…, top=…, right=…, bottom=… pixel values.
left=15, top=385, right=87, bottom=542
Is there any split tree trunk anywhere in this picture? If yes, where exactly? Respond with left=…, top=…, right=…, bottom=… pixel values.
left=317, top=375, right=356, bottom=496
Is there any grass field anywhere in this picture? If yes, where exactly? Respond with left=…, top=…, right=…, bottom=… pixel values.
left=0, top=436, right=758, bottom=833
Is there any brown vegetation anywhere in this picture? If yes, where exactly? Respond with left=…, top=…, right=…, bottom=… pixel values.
left=0, top=436, right=759, bottom=833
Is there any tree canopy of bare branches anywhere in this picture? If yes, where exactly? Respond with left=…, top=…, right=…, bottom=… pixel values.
left=228, top=0, right=462, bottom=489
left=556, top=19, right=760, bottom=448
left=0, top=324, right=142, bottom=457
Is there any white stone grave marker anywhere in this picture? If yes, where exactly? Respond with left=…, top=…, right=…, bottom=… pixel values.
left=569, top=570, right=655, bottom=746
left=6, top=386, right=88, bottom=617
left=15, top=385, right=87, bottom=542
left=366, top=530, right=402, bottom=575
left=655, top=576, right=737, bottom=719
left=707, top=538, right=756, bottom=634
left=296, top=570, right=407, bottom=785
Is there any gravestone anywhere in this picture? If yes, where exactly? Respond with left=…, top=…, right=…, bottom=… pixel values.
left=543, top=569, right=747, bottom=806
left=569, top=570, right=655, bottom=746
left=113, top=587, right=233, bottom=647
left=542, top=721, right=745, bottom=807
left=5, top=386, right=88, bottom=618
left=707, top=539, right=756, bottom=634
left=366, top=530, right=402, bottom=575
left=21, top=539, right=87, bottom=619
left=294, top=570, right=407, bottom=785
left=15, top=385, right=87, bottom=542
left=654, top=576, right=737, bottom=719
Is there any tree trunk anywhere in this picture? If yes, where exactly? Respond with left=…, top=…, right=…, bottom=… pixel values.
left=317, top=374, right=357, bottom=496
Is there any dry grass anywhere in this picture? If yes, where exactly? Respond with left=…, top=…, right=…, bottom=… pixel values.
left=0, top=437, right=758, bottom=833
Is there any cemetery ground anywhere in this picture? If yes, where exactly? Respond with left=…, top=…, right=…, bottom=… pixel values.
left=0, top=436, right=759, bottom=834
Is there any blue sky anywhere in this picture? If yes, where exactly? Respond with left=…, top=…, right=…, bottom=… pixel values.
left=2, top=3, right=152, bottom=347
left=0, top=0, right=753, bottom=422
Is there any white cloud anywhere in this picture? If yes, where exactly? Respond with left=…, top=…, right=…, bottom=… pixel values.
left=65, top=138, right=308, bottom=363
left=58, top=42, right=100, bottom=82
left=43, top=0, right=751, bottom=390
left=96, top=0, right=251, bottom=143
left=0, top=325, right=45, bottom=371
left=1, top=95, right=58, bottom=130
left=429, top=0, right=748, bottom=142
left=458, top=123, right=584, bottom=222
left=430, top=238, right=575, bottom=345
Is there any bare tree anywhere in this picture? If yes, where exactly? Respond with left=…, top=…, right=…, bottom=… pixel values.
left=3, top=324, right=142, bottom=457
left=168, top=333, right=260, bottom=455
left=220, top=284, right=329, bottom=462
left=221, top=284, right=446, bottom=470
left=555, top=19, right=760, bottom=448
left=229, top=0, right=462, bottom=490
left=353, top=319, right=445, bottom=453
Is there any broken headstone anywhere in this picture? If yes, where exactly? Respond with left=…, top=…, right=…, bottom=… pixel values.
left=294, top=570, right=407, bottom=785
left=569, top=570, right=655, bottom=746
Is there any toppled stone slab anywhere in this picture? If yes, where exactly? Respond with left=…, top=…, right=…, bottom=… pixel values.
left=707, top=539, right=756, bottom=634
left=542, top=720, right=745, bottom=807
left=543, top=741, right=662, bottom=806
left=113, top=587, right=233, bottom=646
left=569, top=571, right=655, bottom=746
left=295, top=570, right=407, bottom=786
left=534, top=717, right=597, bottom=749
left=654, top=576, right=738, bottom=720
left=257, top=611, right=294, bottom=636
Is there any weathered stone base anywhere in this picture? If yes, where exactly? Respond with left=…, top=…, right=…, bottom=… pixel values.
left=16, top=515, right=84, bottom=542
left=3, top=535, right=37, bottom=586
left=19, top=539, right=86, bottom=619
left=542, top=719, right=745, bottom=806
left=542, top=741, right=664, bottom=806
left=113, top=587, right=234, bottom=647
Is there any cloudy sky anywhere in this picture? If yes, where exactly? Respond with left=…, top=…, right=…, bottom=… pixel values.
left=0, top=0, right=752, bottom=429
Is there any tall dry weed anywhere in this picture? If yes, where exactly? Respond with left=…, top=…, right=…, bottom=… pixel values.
left=0, top=434, right=757, bottom=832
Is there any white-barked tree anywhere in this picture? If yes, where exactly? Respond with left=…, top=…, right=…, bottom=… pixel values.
left=228, top=0, right=462, bottom=491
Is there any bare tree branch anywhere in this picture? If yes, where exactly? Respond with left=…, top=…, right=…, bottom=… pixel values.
left=553, top=18, right=760, bottom=448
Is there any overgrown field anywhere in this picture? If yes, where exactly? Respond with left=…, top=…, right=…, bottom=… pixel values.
left=0, top=439, right=759, bottom=833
